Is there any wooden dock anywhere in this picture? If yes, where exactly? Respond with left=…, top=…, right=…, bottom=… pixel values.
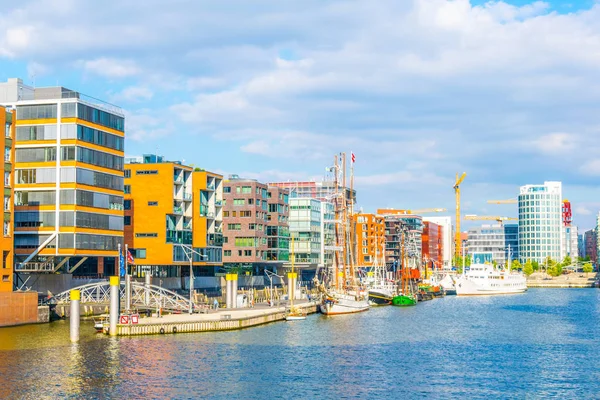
left=109, top=301, right=318, bottom=336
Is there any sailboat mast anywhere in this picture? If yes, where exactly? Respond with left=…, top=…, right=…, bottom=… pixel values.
left=333, top=154, right=340, bottom=290
left=349, top=152, right=356, bottom=287
left=291, top=235, right=295, bottom=308
left=341, top=152, right=348, bottom=287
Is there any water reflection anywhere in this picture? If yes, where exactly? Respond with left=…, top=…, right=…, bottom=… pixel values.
left=0, top=289, right=599, bottom=398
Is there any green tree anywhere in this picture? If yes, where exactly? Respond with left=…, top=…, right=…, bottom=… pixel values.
left=583, top=263, right=593, bottom=275
left=561, top=255, right=572, bottom=268
left=492, top=260, right=498, bottom=268
left=511, top=260, right=522, bottom=271
left=548, top=263, right=563, bottom=277
left=523, top=260, right=534, bottom=276
left=531, top=260, right=540, bottom=271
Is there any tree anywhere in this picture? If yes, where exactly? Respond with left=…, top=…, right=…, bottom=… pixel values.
left=511, top=260, right=522, bottom=271
left=523, top=260, right=533, bottom=276
left=561, top=255, right=572, bottom=268
left=492, top=260, right=498, bottom=268
left=583, top=263, right=593, bottom=275
left=548, top=263, right=563, bottom=277
left=531, top=260, right=540, bottom=272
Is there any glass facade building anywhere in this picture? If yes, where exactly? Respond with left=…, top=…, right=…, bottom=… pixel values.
left=518, top=181, right=562, bottom=264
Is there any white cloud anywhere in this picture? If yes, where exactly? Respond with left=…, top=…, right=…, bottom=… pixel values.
left=81, top=58, right=140, bottom=78
left=125, top=109, right=173, bottom=142
left=580, top=159, right=600, bottom=176
left=110, top=86, right=153, bottom=103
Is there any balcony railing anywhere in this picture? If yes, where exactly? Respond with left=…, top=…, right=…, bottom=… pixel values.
left=207, top=233, right=224, bottom=247
left=207, top=184, right=215, bottom=191
left=183, top=193, right=192, bottom=201
left=174, top=177, right=184, bottom=185
left=215, top=200, right=222, bottom=207
left=173, top=206, right=183, bottom=214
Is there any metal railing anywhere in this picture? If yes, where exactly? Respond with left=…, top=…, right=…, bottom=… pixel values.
left=15, top=262, right=55, bottom=272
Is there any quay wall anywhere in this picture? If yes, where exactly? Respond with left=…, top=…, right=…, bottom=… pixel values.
left=0, top=292, right=39, bottom=327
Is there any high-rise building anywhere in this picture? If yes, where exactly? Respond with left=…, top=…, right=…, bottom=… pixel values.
left=124, top=155, right=223, bottom=278
left=0, top=108, right=14, bottom=292
left=423, top=216, right=452, bottom=268
left=422, top=221, right=442, bottom=269
left=0, top=78, right=125, bottom=279
left=518, top=181, right=562, bottom=264
left=466, top=223, right=518, bottom=265
left=353, top=213, right=385, bottom=266
left=382, top=214, right=423, bottom=270
left=578, top=234, right=585, bottom=259
left=561, top=226, right=578, bottom=261
left=222, top=176, right=289, bottom=273
left=584, top=229, right=597, bottom=264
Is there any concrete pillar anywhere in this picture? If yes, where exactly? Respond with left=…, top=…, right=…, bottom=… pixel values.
left=125, top=274, right=132, bottom=313
left=145, top=273, right=152, bottom=306
left=226, top=273, right=238, bottom=308
left=232, top=275, right=238, bottom=308
left=288, top=272, right=297, bottom=300
left=70, top=289, right=80, bottom=342
left=109, top=276, right=120, bottom=336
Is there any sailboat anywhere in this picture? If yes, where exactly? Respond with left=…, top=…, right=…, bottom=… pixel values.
left=319, top=152, right=370, bottom=315
left=366, top=236, right=395, bottom=305
left=286, top=235, right=307, bottom=321
left=391, top=227, right=417, bottom=307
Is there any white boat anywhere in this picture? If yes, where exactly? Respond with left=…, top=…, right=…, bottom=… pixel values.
left=320, top=290, right=370, bottom=315
left=455, top=263, right=527, bottom=296
left=438, top=273, right=457, bottom=295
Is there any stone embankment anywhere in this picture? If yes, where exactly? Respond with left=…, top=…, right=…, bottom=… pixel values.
left=527, top=272, right=598, bottom=288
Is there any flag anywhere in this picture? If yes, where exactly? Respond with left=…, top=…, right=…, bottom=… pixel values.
left=127, top=250, right=135, bottom=264
left=351, top=152, right=356, bottom=163
left=119, top=253, right=126, bottom=277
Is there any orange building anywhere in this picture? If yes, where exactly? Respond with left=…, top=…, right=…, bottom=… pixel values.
left=0, top=109, right=15, bottom=291
left=422, top=221, right=442, bottom=269
left=124, top=155, right=223, bottom=277
left=353, top=213, right=385, bottom=266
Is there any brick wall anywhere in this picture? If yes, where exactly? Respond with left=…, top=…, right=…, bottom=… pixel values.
left=0, top=292, right=39, bottom=327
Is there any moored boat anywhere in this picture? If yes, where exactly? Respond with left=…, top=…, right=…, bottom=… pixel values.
left=455, top=263, right=527, bottom=296
left=391, top=294, right=417, bottom=307
left=320, top=291, right=370, bottom=314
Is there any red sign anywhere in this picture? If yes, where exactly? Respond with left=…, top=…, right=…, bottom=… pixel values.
left=119, top=315, right=129, bottom=324
left=131, top=314, right=139, bottom=324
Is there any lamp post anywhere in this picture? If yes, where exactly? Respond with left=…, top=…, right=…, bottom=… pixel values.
left=175, top=244, right=208, bottom=314
left=264, top=270, right=283, bottom=307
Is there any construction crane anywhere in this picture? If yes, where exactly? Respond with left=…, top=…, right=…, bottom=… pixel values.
left=465, top=215, right=518, bottom=224
left=487, top=199, right=517, bottom=204
left=454, top=172, right=467, bottom=261
left=376, top=208, right=447, bottom=215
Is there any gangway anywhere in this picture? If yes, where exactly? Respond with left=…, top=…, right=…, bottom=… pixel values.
left=47, top=281, right=196, bottom=313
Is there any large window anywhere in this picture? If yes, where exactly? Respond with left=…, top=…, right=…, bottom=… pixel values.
left=15, top=211, right=55, bottom=227
left=76, top=146, right=123, bottom=171
left=17, top=104, right=57, bottom=120
left=77, top=103, right=124, bottom=132
left=16, top=147, right=56, bottom=162
left=16, top=168, right=55, bottom=184
left=15, top=190, right=55, bottom=206
left=74, top=125, right=124, bottom=151
left=16, top=125, right=57, bottom=141
left=75, top=234, right=122, bottom=250
left=76, top=169, right=123, bottom=191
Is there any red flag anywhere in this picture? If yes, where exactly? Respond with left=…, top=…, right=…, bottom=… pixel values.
left=351, top=152, right=356, bottom=163
left=127, top=250, right=135, bottom=264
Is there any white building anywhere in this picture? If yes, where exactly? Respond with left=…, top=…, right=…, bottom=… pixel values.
left=518, top=181, right=562, bottom=264
left=423, top=216, right=452, bottom=267
left=561, top=225, right=578, bottom=261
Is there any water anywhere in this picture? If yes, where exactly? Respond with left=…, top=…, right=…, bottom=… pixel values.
left=1, top=289, right=600, bottom=399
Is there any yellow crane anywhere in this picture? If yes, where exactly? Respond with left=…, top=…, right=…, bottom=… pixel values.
left=487, top=199, right=517, bottom=204
left=376, top=208, right=447, bottom=215
left=464, top=215, right=518, bottom=224
left=454, top=172, right=467, bottom=261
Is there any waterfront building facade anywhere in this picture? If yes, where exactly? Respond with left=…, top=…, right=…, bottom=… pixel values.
left=518, top=181, right=562, bottom=264
left=268, top=180, right=356, bottom=207
left=0, top=109, right=14, bottom=291
left=222, top=176, right=289, bottom=274
left=584, top=229, right=597, bottom=264
left=561, top=225, right=578, bottom=261
left=578, top=234, right=585, bottom=259
left=0, top=78, right=125, bottom=278
left=467, top=224, right=518, bottom=266
left=124, top=155, right=223, bottom=278
left=423, top=216, right=452, bottom=268
left=353, top=213, right=385, bottom=266
left=383, top=214, right=423, bottom=270
left=422, top=221, right=442, bottom=269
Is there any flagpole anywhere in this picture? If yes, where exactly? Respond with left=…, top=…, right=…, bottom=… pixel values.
left=118, top=242, right=122, bottom=276
left=125, top=243, right=129, bottom=276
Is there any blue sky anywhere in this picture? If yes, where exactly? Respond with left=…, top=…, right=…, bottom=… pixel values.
left=1, top=0, right=599, bottom=230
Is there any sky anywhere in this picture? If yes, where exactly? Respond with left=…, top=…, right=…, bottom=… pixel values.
left=0, top=0, right=599, bottom=231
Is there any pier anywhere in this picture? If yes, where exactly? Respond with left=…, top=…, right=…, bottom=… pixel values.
left=106, top=301, right=318, bottom=336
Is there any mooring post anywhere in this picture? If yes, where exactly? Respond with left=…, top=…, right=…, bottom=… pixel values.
left=109, top=276, right=120, bottom=336
left=70, top=289, right=80, bottom=342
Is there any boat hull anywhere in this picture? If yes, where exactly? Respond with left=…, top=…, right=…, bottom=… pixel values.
left=320, top=294, right=370, bottom=315
left=391, top=295, right=417, bottom=307
left=368, top=289, right=393, bottom=305
left=455, top=277, right=527, bottom=296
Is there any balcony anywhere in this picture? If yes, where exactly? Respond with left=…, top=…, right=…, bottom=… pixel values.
left=207, top=233, right=223, bottom=247
left=215, top=200, right=223, bottom=207
left=174, top=177, right=184, bottom=185
left=172, top=206, right=184, bottom=215
left=183, top=221, right=192, bottom=230
left=183, top=193, right=192, bottom=201
left=207, top=183, right=215, bottom=191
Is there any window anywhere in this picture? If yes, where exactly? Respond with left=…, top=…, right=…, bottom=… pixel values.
left=124, top=169, right=131, bottom=178
left=17, top=104, right=57, bottom=120
left=124, top=185, right=131, bottom=194
left=15, top=147, right=56, bottom=162
left=248, top=198, right=254, bottom=205
left=124, top=216, right=131, bottom=225
left=233, top=199, right=245, bottom=206
left=5, top=123, right=10, bottom=138
left=227, top=223, right=241, bottom=230
left=77, top=103, right=124, bottom=132
left=224, top=250, right=232, bottom=257
left=240, top=211, right=251, bottom=217
left=223, top=186, right=231, bottom=193
left=148, top=201, right=158, bottom=206
left=135, top=249, right=147, bottom=259
left=244, top=250, right=252, bottom=256
left=4, top=172, right=9, bottom=186
left=4, top=148, right=9, bottom=162
left=241, top=186, right=252, bottom=194
left=2, top=275, right=8, bottom=282
left=3, top=197, right=9, bottom=211
left=2, top=251, right=8, bottom=269
left=223, top=211, right=229, bottom=217
left=76, top=125, right=124, bottom=151
left=3, top=221, right=9, bottom=236
left=124, top=200, right=131, bottom=210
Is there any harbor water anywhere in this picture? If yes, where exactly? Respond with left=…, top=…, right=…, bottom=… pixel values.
left=1, top=288, right=600, bottom=399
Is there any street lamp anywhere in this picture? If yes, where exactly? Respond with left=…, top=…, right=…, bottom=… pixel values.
left=175, top=244, right=208, bottom=314
left=264, top=269, right=283, bottom=307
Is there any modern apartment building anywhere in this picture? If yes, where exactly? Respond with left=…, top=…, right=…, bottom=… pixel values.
left=0, top=78, right=125, bottom=278
left=561, top=225, right=578, bottom=261
left=382, top=214, right=423, bottom=270
left=222, top=176, right=289, bottom=273
left=353, top=213, right=385, bottom=266
left=467, top=224, right=518, bottom=266
left=422, top=221, right=442, bottom=269
left=518, top=181, right=562, bottom=264
left=584, top=229, right=597, bottom=264
left=423, top=216, right=452, bottom=268
left=124, top=155, right=223, bottom=278
left=288, top=198, right=321, bottom=268
left=0, top=109, right=14, bottom=291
